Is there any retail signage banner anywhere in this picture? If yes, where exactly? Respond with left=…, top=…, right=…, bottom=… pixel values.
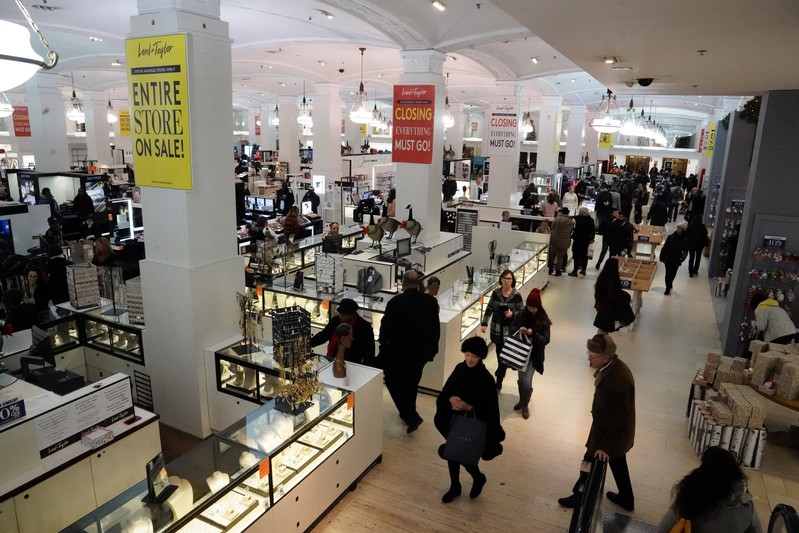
left=598, top=132, right=613, bottom=148
left=255, top=114, right=261, bottom=136
left=12, top=106, right=31, bottom=137
left=392, top=84, right=435, bottom=164
left=486, top=103, right=519, bottom=156
left=125, top=34, right=193, bottom=190
left=118, top=110, right=131, bottom=136
left=705, top=123, right=717, bottom=157
left=698, top=129, right=705, bottom=152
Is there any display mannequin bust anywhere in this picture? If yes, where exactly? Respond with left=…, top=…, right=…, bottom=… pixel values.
left=206, top=471, right=230, bottom=493
left=333, top=322, right=353, bottom=378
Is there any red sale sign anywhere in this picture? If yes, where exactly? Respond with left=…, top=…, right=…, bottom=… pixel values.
left=392, top=84, right=435, bottom=164
left=12, top=106, right=31, bottom=137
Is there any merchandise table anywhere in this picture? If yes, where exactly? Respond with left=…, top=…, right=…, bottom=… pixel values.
left=631, top=224, right=665, bottom=260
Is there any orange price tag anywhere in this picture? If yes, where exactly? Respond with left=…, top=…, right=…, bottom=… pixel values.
left=259, top=459, right=270, bottom=479
left=347, top=393, right=355, bottom=410
left=256, top=287, right=263, bottom=296
left=322, top=299, right=330, bottom=310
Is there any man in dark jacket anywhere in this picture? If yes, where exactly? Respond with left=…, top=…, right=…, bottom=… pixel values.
left=595, top=208, right=618, bottom=270
left=569, top=207, right=595, bottom=276
left=647, top=196, right=669, bottom=227
left=559, top=334, right=636, bottom=512
left=442, top=174, right=457, bottom=202
left=595, top=184, right=614, bottom=230
left=379, top=270, right=440, bottom=433
left=73, top=187, right=95, bottom=219
left=607, top=212, right=634, bottom=258
left=310, top=298, right=375, bottom=366
left=660, top=221, right=689, bottom=295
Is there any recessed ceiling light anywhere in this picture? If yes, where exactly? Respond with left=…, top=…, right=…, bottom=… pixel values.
left=531, top=57, right=539, bottom=64
left=318, top=60, right=326, bottom=66
left=89, top=36, right=103, bottom=42
left=111, top=60, right=122, bottom=66
left=432, top=0, right=446, bottom=11
left=317, top=9, right=334, bottom=19
left=279, top=82, right=285, bottom=86
left=32, top=4, right=58, bottom=11
left=570, top=78, right=575, bottom=83
left=377, top=73, right=384, bottom=77
left=612, top=66, right=633, bottom=71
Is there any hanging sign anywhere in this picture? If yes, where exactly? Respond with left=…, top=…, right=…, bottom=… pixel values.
left=705, top=123, right=717, bottom=157
left=12, top=106, right=31, bottom=137
left=598, top=132, right=613, bottom=148
left=118, top=110, right=131, bottom=136
left=125, top=34, right=193, bottom=190
left=255, top=114, right=261, bottom=136
left=697, top=129, right=705, bottom=152
left=391, top=84, right=435, bottom=164
left=486, top=103, right=519, bottom=156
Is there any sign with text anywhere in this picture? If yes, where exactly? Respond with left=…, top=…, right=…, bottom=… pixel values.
left=705, top=123, right=717, bottom=157
left=0, top=397, right=25, bottom=427
left=486, top=103, right=519, bottom=156
left=118, top=110, right=131, bottom=136
left=598, top=132, right=613, bottom=148
left=12, top=106, right=31, bottom=137
left=391, top=84, right=435, bottom=164
left=763, top=235, right=787, bottom=249
left=255, top=114, right=261, bottom=136
left=125, top=34, right=192, bottom=189
left=698, top=128, right=706, bottom=153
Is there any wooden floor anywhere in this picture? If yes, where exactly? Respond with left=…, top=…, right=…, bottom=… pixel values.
left=305, top=233, right=799, bottom=532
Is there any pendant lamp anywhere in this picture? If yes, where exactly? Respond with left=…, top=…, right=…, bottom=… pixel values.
left=442, top=73, right=455, bottom=129
left=0, top=1, right=59, bottom=92
left=589, top=89, right=620, bottom=134
left=270, top=100, right=279, bottom=126
left=349, top=48, right=372, bottom=124
left=297, top=81, right=312, bottom=127
left=106, top=91, right=117, bottom=123
left=66, top=72, right=85, bottom=123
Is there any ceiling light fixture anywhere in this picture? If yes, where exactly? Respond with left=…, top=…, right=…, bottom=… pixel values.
left=612, top=66, right=633, bottom=71
left=0, top=92, right=14, bottom=118
left=317, top=9, right=334, bottom=19
left=604, top=56, right=620, bottom=64
left=530, top=57, right=538, bottom=64
left=432, top=0, right=446, bottom=11
left=111, top=59, right=122, bottom=66
left=589, top=88, right=620, bottom=133
left=270, top=99, right=279, bottom=126
left=0, top=0, right=59, bottom=92
left=349, top=47, right=372, bottom=124
left=106, top=91, right=117, bottom=123
left=297, top=81, right=313, bottom=127
left=521, top=99, right=535, bottom=135
left=66, top=72, right=85, bottom=123
left=442, top=73, right=455, bottom=129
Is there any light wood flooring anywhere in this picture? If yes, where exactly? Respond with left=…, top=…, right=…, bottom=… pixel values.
left=309, top=236, right=799, bottom=532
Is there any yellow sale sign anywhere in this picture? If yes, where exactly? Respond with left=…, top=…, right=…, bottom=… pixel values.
left=125, top=34, right=192, bottom=190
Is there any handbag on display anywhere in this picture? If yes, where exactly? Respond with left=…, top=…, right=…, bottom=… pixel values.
left=442, top=412, right=487, bottom=466
left=498, top=330, right=533, bottom=370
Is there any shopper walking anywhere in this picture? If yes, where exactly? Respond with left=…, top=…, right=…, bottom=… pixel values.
left=569, top=207, right=595, bottom=276
left=750, top=291, right=798, bottom=344
left=558, top=334, right=636, bottom=512
left=593, top=258, right=634, bottom=334
left=595, top=208, right=618, bottom=270
left=685, top=215, right=710, bottom=277
left=607, top=211, right=634, bottom=258
left=595, top=183, right=614, bottom=230
left=310, top=298, right=376, bottom=366
left=669, top=182, right=684, bottom=222
left=435, top=337, right=505, bottom=503
left=379, top=270, right=440, bottom=433
left=562, top=185, right=579, bottom=215
left=549, top=207, right=574, bottom=276
left=508, top=288, right=551, bottom=420
left=540, top=193, right=560, bottom=218
left=659, top=222, right=689, bottom=295
left=480, top=269, right=524, bottom=391
left=656, top=446, right=762, bottom=533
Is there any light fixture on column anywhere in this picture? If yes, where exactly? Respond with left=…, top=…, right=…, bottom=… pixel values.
left=106, top=91, right=117, bottom=123
left=0, top=92, right=13, bottom=118
left=297, top=81, right=313, bottom=127
left=270, top=99, right=279, bottom=126
left=521, top=98, right=535, bottom=135
left=66, top=72, right=85, bottom=123
left=442, top=73, right=455, bottom=129
left=0, top=0, right=59, bottom=92
left=589, top=88, right=620, bottom=133
left=349, top=47, right=372, bottom=124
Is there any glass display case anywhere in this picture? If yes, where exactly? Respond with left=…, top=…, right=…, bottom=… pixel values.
left=82, top=307, right=145, bottom=365
left=39, top=306, right=82, bottom=354
left=65, top=386, right=354, bottom=533
left=215, top=342, right=291, bottom=404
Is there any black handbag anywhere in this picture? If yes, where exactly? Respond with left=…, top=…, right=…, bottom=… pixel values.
left=443, top=412, right=487, bottom=466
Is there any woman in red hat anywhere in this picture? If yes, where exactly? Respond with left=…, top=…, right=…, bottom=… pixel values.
left=508, top=288, right=552, bottom=419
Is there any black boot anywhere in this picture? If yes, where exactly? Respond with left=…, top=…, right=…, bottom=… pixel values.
left=442, top=460, right=462, bottom=503
left=520, top=388, right=533, bottom=419
left=513, top=380, right=524, bottom=410
left=495, top=363, right=506, bottom=391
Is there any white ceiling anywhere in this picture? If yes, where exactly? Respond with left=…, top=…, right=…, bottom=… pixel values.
left=3, top=0, right=795, bottom=139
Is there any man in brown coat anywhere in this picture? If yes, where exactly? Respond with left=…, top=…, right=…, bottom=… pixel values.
left=558, top=333, right=636, bottom=512
left=548, top=207, right=575, bottom=276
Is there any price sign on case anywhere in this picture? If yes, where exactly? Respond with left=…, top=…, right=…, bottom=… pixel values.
left=0, top=397, right=26, bottom=427
left=763, top=235, right=787, bottom=249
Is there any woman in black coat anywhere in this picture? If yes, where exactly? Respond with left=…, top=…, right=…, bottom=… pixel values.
left=660, top=222, right=689, bottom=295
left=509, top=288, right=551, bottom=420
left=593, top=258, right=634, bottom=333
left=435, top=337, right=504, bottom=504
left=569, top=207, right=596, bottom=276
left=685, top=215, right=710, bottom=277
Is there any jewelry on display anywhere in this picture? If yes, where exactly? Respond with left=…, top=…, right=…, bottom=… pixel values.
left=206, top=471, right=230, bottom=493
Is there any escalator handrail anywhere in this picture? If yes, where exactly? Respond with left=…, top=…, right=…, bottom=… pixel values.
left=569, top=455, right=608, bottom=533
left=769, top=503, right=799, bottom=533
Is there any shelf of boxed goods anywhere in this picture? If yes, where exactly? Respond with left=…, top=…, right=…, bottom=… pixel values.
left=748, top=339, right=799, bottom=411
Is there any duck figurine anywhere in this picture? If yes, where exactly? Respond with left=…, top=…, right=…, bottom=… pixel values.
left=365, top=213, right=384, bottom=247
left=401, top=205, right=423, bottom=243
left=380, top=216, right=401, bottom=239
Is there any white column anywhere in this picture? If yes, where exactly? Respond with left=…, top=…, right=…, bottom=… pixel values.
left=536, top=96, right=563, bottom=174
left=481, top=80, right=522, bottom=208
left=312, top=82, right=342, bottom=223
left=584, top=117, right=599, bottom=171
left=83, top=91, right=113, bottom=167
left=132, top=0, right=239, bottom=437
left=278, top=95, right=300, bottom=175
left=25, top=73, right=70, bottom=171
left=396, top=49, right=446, bottom=243
left=445, top=102, right=465, bottom=159
left=344, top=112, right=362, bottom=154
left=565, top=105, right=585, bottom=168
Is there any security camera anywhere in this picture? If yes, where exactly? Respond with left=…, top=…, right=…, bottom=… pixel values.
left=637, top=78, right=654, bottom=87
left=338, top=68, right=345, bottom=74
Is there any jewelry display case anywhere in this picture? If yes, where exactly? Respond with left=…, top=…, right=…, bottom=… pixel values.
left=39, top=306, right=82, bottom=355
left=214, top=343, right=293, bottom=404
left=81, top=306, right=145, bottom=365
left=66, top=385, right=356, bottom=533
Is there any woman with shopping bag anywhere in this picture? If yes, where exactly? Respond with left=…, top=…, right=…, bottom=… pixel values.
left=435, top=337, right=505, bottom=504
left=480, top=269, right=524, bottom=391
left=503, top=288, right=552, bottom=420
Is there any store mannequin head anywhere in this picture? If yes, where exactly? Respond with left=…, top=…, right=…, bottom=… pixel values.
left=334, top=322, right=354, bottom=348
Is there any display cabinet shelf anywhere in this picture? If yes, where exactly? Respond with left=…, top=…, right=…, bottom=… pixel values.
left=40, top=307, right=82, bottom=354
left=81, top=306, right=145, bottom=365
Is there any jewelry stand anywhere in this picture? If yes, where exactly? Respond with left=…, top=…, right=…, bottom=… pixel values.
left=100, top=266, right=127, bottom=316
